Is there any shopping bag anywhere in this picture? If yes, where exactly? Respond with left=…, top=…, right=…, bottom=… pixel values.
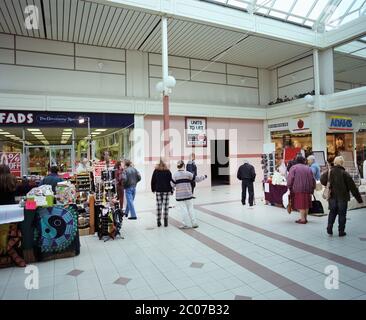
left=282, top=190, right=291, bottom=214
left=309, top=195, right=324, bottom=215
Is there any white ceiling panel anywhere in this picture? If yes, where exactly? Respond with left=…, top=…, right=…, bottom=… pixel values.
left=0, top=0, right=313, bottom=70
left=214, top=35, right=311, bottom=68
left=334, top=52, right=366, bottom=84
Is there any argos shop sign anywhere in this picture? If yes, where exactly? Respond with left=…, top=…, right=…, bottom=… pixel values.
left=328, top=116, right=353, bottom=131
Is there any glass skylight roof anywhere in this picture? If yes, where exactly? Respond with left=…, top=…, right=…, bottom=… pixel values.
left=203, top=0, right=366, bottom=31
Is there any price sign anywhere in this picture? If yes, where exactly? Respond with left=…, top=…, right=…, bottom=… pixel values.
left=0, top=152, right=22, bottom=177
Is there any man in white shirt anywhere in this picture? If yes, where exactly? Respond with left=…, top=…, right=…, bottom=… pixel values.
left=76, top=158, right=90, bottom=174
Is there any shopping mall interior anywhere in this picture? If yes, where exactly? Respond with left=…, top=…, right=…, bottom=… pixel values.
left=0, top=0, right=366, bottom=303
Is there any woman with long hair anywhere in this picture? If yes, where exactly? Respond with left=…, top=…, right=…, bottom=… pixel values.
left=151, top=158, right=173, bottom=227
left=0, top=164, right=17, bottom=205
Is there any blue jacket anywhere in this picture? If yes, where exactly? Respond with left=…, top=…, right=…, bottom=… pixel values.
left=40, top=173, right=64, bottom=193
left=310, top=162, right=321, bottom=181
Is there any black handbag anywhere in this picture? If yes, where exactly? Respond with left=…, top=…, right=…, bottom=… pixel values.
left=309, top=195, right=324, bottom=215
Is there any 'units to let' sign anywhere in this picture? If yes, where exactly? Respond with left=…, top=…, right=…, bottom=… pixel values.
left=186, top=118, right=207, bottom=147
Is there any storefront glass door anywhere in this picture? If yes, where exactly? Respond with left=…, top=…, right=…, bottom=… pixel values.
left=25, top=145, right=73, bottom=176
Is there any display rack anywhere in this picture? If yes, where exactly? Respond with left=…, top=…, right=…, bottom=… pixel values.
left=261, top=152, right=275, bottom=182
left=71, top=173, right=93, bottom=235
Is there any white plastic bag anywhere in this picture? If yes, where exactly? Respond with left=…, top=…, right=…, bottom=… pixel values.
left=282, top=189, right=290, bottom=208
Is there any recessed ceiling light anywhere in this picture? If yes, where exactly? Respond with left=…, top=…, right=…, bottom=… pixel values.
left=63, top=129, right=72, bottom=132
left=27, top=129, right=41, bottom=132
left=5, top=135, right=16, bottom=137
left=95, top=129, right=108, bottom=132
left=0, top=132, right=10, bottom=135
left=92, top=132, right=101, bottom=135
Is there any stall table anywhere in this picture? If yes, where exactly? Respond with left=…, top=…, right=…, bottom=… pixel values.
left=264, top=184, right=288, bottom=207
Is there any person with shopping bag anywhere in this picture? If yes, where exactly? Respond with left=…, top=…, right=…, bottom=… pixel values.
left=320, top=156, right=363, bottom=236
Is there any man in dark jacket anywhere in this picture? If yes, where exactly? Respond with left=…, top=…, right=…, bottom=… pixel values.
left=39, top=166, right=64, bottom=193
left=237, top=160, right=256, bottom=207
left=186, top=153, right=198, bottom=194
left=122, top=160, right=141, bottom=220
left=321, top=156, right=363, bottom=236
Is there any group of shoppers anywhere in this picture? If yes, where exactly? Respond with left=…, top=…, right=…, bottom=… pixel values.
left=1, top=149, right=363, bottom=238
left=287, top=154, right=363, bottom=236
left=150, top=154, right=207, bottom=228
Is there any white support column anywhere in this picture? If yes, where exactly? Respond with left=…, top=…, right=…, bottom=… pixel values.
left=131, top=114, right=145, bottom=191
left=319, top=48, right=334, bottom=95
left=311, top=111, right=328, bottom=159
left=313, top=49, right=320, bottom=96
left=161, top=16, right=169, bottom=88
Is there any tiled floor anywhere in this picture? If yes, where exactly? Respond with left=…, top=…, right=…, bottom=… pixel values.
left=1, top=184, right=366, bottom=300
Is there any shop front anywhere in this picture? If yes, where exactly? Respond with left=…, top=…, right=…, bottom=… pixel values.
left=268, top=115, right=312, bottom=166
left=0, top=111, right=134, bottom=176
left=326, top=115, right=354, bottom=164
left=0, top=110, right=134, bottom=268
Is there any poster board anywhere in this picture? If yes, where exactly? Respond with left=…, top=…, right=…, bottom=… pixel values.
left=312, top=151, right=326, bottom=167
left=186, top=117, right=207, bottom=147
left=0, top=152, right=22, bottom=177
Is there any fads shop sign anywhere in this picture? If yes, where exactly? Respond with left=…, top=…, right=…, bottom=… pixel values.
left=328, top=116, right=353, bottom=131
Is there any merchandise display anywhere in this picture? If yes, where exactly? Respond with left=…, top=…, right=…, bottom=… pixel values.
left=55, top=181, right=77, bottom=205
